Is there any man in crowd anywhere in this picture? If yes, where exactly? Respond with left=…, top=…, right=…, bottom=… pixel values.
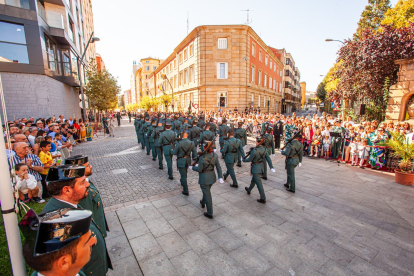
left=273, top=115, right=284, bottom=150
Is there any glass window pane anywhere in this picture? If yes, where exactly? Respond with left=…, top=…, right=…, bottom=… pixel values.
left=0, top=21, right=26, bottom=44
left=0, top=42, right=29, bottom=63
left=220, top=63, right=225, bottom=79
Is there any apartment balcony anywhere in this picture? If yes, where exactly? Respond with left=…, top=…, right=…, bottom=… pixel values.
left=45, top=11, right=73, bottom=45
left=42, top=0, right=65, bottom=6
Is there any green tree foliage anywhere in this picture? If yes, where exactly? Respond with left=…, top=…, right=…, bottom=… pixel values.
left=85, top=60, right=120, bottom=111
left=126, top=103, right=139, bottom=111
left=355, top=0, right=391, bottom=39
left=139, top=96, right=158, bottom=110
left=382, top=0, right=414, bottom=28
left=316, top=79, right=327, bottom=102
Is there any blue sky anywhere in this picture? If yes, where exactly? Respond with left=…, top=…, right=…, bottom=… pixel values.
left=93, top=0, right=399, bottom=94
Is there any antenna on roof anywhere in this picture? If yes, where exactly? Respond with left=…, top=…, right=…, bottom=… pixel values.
left=241, top=9, right=253, bottom=25
left=187, top=12, right=189, bottom=34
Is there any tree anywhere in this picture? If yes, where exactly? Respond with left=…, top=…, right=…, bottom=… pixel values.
left=324, top=61, right=342, bottom=95
left=118, top=95, right=125, bottom=108
left=126, top=103, right=139, bottom=111
left=355, top=0, right=391, bottom=39
left=332, top=24, right=414, bottom=106
left=139, top=96, right=158, bottom=110
left=85, top=60, right=120, bottom=111
left=316, top=80, right=327, bottom=102
left=382, top=0, right=414, bottom=28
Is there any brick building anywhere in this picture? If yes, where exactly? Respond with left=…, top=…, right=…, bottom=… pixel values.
left=134, top=57, right=161, bottom=105
left=0, top=0, right=96, bottom=119
left=146, top=25, right=292, bottom=113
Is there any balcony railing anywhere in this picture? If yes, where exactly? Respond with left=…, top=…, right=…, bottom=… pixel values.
left=4, top=0, right=30, bottom=9
left=47, top=11, right=64, bottom=29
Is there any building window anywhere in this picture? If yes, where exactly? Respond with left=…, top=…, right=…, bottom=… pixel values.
left=68, top=18, right=75, bottom=42
left=189, top=66, right=194, bottom=83
left=174, top=59, right=176, bottom=68
left=274, top=64, right=276, bottom=72
left=218, top=38, right=227, bottom=49
left=280, top=70, right=282, bottom=77
left=154, top=66, right=157, bottom=70
left=252, top=43, right=255, bottom=56
left=250, top=66, right=254, bottom=83
left=279, top=83, right=282, bottom=92
left=273, top=80, right=276, bottom=91
left=258, top=95, right=261, bottom=107
left=78, top=34, right=82, bottom=53
left=285, top=81, right=290, bottom=88
left=174, top=75, right=177, bottom=88
left=264, top=74, right=267, bottom=87
left=146, top=66, right=150, bottom=71
left=269, top=77, right=272, bottom=89
left=217, top=62, right=228, bottom=79
left=62, top=49, right=71, bottom=76
left=189, top=44, right=194, bottom=56
left=270, top=60, right=272, bottom=69
left=179, top=71, right=183, bottom=85
left=265, top=55, right=268, bottom=65
left=146, top=60, right=149, bottom=63
left=184, top=68, right=188, bottom=84
left=285, top=70, right=290, bottom=77
left=217, top=92, right=227, bottom=107
left=45, top=36, right=58, bottom=72
left=179, top=53, right=183, bottom=63
left=258, top=70, right=261, bottom=85
left=259, top=50, right=262, bottom=62
left=184, top=49, right=188, bottom=60
left=264, top=96, right=266, bottom=107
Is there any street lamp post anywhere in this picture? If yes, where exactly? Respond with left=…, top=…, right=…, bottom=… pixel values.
left=77, top=31, right=100, bottom=122
left=162, top=74, right=174, bottom=113
left=325, top=38, right=344, bottom=44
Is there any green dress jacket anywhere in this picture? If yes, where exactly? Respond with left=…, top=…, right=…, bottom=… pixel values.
left=197, top=119, right=206, bottom=129
left=174, top=120, right=182, bottom=133
left=159, top=129, right=176, bottom=156
left=209, top=122, right=217, bottom=133
left=234, top=128, right=248, bottom=146
left=188, top=126, right=201, bottom=144
left=78, top=180, right=109, bottom=238
left=147, top=125, right=156, bottom=142
left=191, top=153, right=223, bottom=185
left=173, top=138, right=197, bottom=167
left=199, top=130, right=215, bottom=148
left=151, top=126, right=163, bottom=147
left=218, top=124, right=230, bottom=144
left=281, top=139, right=303, bottom=166
left=263, top=133, right=275, bottom=155
left=243, top=146, right=266, bottom=174
left=140, top=122, right=150, bottom=137
left=42, top=198, right=111, bottom=276
left=220, top=137, right=245, bottom=164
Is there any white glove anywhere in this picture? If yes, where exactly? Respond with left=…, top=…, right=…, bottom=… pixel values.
left=214, top=149, right=217, bottom=152
left=195, top=164, right=199, bottom=167
left=219, top=178, right=224, bottom=183
left=271, top=168, right=275, bottom=172
left=272, top=154, right=275, bottom=157
left=189, top=166, right=193, bottom=170
left=299, top=163, right=302, bottom=167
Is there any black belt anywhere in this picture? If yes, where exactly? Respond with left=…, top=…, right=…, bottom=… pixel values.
left=288, top=155, right=298, bottom=159
left=252, top=161, right=263, bottom=165
left=163, top=143, right=173, bottom=146
left=203, top=169, right=214, bottom=172
left=178, top=156, right=190, bottom=159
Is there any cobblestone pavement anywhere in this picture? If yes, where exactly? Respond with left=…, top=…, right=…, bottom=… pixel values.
left=74, top=118, right=414, bottom=276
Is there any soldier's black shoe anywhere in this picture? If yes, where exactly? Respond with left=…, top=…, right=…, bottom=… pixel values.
left=261, top=176, right=268, bottom=180
left=204, top=212, right=213, bottom=219
left=147, top=153, right=150, bottom=155
left=230, top=184, right=238, bottom=188
left=245, top=187, right=250, bottom=195
left=223, top=174, right=228, bottom=180
left=257, top=199, right=266, bottom=204
left=285, top=187, right=295, bottom=193
left=182, top=192, right=189, bottom=196
left=152, top=158, right=156, bottom=161
left=159, top=167, right=163, bottom=170
left=284, top=183, right=289, bottom=188
left=200, top=200, right=205, bottom=208
left=169, top=177, right=174, bottom=180
left=236, top=164, right=242, bottom=167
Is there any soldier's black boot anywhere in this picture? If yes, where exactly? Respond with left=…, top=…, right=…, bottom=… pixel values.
left=257, top=199, right=266, bottom=204
left=245, top=187, right=250, bottom=195
left=200, top=200, right=205, bottom=208
left=204, top=212, right=213, bottom=219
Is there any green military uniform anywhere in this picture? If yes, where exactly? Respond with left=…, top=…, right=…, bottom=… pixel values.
left=332, top=124, right=345, bottom=160
left=243, top=145, right=267, bottom=201
left=199, top=129, right=215, bottom=151
left=262, top=133, right=275, bottom=179
left=42, top=198, right=112, bottom=276
left=191, top=152, right=223, bottom=216
left=209, top=122, right=217, bottom=134
left=260, top=122, right=270, bottom=135
left=220, top=137, right=245, bottom=187
left=159, top=128, right=176, bottom=179
left=189, top=125, right=201, bottom=145
left=218, top=123, right=230, bottom=157
left=140, top=119, right=150, bottom=150
left=180, top=121, right=190, bottom=133
left=147, top=121, right=157, bottom=158
left=173, top=137, right=197, bottom=194
left=197, top=118, right=206, bottom=129
left=79, top=180, right=109, bottom=238
left=234, top=126, right=247, bottom=166
left=174, top=119, right=182, bottom=135
left=151, top=125, right=164, bottom=169
left=116, top=113, right=121, bottom=126
left=281, top=139, right=303, bottom=192
left=134, top=118, right=140, bottom=144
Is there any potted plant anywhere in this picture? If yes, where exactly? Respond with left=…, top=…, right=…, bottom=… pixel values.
left=386, top=131, right=414, bottom=185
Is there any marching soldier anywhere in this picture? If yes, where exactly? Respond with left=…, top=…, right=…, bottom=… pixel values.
left=173, top=130, right=197, bottom=195
left=134, top=114, right=141, bottom=145
left=189, top=120, right=201, bottom=145
left=116, top=112, right=121, bottom=126
left=280, top=132, right=303, bottom=193
left=243, top=137, right=267, bottom=203
left=234, top=121, right=247, bottom=167
left=189, top=142, right=223, bottom=219
left=332, top=119, right=345, bottom=161
left=140, top=116, right=150, bottom=150
left=151, top=120, right=164, bottom=169
left=262, top=127, right=276, bottom=180
left=148, top=118, right=158, bottom=159
left=181, top=118, right=190, bottom=133
left=199, top=124, right=215, bottom=151
left=218, top=118, right=230, bottom=158
left=43, top=165, right=112, bottom=275
left=65, top=155, right=109, bottom=238
left=273, top=115, right=284, bottom=149
left=220, top=130, right=245, bottom=188
left=159, top=121, right=175, bottom=179
left=174, top=114, right=182, bottom=135
left=197, top=115, right=206, bottom=129
left=209, top=117, right=217, bottom=133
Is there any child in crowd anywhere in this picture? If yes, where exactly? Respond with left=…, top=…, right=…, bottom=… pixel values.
left=350, top=135, right=361, bottom=166
left=38, top=140, right=53, bottom=198
left=359, top=138, right=370, bottom=169
left=14, top=163, right=44, bottom=203
left=323, top=135, right=331, bottom=159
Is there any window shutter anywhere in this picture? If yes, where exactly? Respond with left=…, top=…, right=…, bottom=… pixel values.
left=216, top=63, right=220, bottom=79
left=225, top=63, right=228, bottom=79
left=218, top=38, right=227, bottom=49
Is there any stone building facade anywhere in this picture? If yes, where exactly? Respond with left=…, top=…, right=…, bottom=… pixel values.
left=0, top=0, right=96, bottom=120
left=146, top=25, right=297, bottom=113
left=386, top=58, right=414, bottom=122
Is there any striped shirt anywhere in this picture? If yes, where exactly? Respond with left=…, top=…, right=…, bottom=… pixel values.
left=8, top=154, right=43, bottom=181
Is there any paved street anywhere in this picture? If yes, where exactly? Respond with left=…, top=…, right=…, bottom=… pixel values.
left=73, top=118, right=414, bottom=276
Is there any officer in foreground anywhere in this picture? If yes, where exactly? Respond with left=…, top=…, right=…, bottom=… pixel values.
left=21, top=208, right=97, bottom=276
left=218, top=118, right=230, bottom=158
left=243, top=136, right=268, bottom=203
left=234, top=121, right=247, bottom=167
left=173, top=130, right=197, bottom=195
left=189, top=141, right=223, bottom=219
left=220, top=130, right=244, bottom=188
left=151, top=120, right=164, bottom=169
left=262, top=126, right=276, bottom=180
left=43, top=165, right=112, bottom=275
left=159, top=121, right=176, bottom=179
left=65, top=155, right=109, bottom=238
left=280, top=131, right=303, bottom=193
